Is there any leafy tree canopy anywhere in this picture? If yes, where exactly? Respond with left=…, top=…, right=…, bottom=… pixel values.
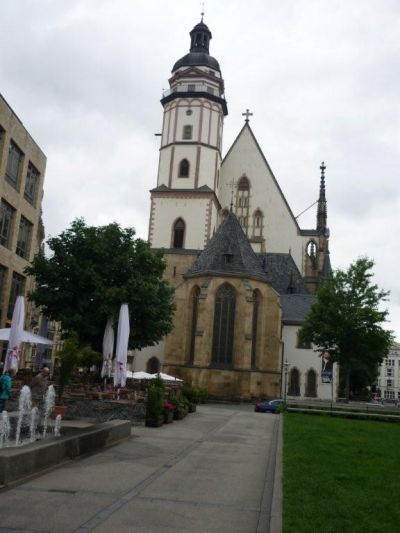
left=299, top=257, right=393, bottom=396
left=26, top=219, right=175, bottom=351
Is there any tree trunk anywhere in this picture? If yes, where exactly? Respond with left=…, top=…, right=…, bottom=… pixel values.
left=345, top=368, right=351, bottom=402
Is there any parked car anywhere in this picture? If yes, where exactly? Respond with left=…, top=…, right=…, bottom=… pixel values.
left=254, top=399, right=285, bottom=413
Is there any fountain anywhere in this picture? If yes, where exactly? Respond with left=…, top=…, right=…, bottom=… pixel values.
left=15, top=385, right=32, bottom=446
left=0, top=384, right=130, bottom=486
left=54, top=414, right=62, bottom=437
left=0, top=411, right=11, bottom=448
left=29, top=406, right=39, bottom=443
left=42, top=384, right=56, bottom=439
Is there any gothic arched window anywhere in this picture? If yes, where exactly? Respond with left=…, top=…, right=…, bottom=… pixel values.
left=288, top=368, right=300, bottom=396
left=306, top=240, right=317, bottom=258
left=212, top=283, right=236, bottom=367
left=221, top=208, right=229, bottom=222
left=306, top=369, right=317, bottom=397
left=251, top=290, right=261, bottom=368
left=252, top=209, right=264, bottom=237
left=147, top=356, right=160, bottom=374
left=179, top=159, right=190, bottom=178
left=236, top=176, right=250, bottom=235
left=189, top=286, right=200, bottom=364
left=172, top=218, right=185, bottom=249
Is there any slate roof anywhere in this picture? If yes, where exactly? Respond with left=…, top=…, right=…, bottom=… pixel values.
left=280, top=294, right=316, bottom=325
left=185, top=212, right=268, bottom=281
left=258, top=253, right=309, bottom=295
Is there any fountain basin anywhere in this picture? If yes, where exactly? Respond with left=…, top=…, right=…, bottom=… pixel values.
left=0, top=419, right=131, bottom=487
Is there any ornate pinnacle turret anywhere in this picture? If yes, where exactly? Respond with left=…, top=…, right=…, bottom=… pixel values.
left=317, top=161, right=327, bottom=232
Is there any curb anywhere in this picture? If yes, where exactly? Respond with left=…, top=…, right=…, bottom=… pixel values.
left=269, top=415, right=282, bottom=532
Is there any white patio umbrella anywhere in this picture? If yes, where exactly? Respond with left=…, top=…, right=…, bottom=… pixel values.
left=152, top=372, right=183, bottom=382
left=0, top=329, right=54, bottom=344
left=101, top=317, right=114, bottom=379
left=3, top=295, right=25, bottom=373
left=127, top=371, right=154, bottom=380
left=113, top=304, right=130, bottom=388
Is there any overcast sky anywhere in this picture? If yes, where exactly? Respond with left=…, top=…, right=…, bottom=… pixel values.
left=1, top=0, right=399, bottom=339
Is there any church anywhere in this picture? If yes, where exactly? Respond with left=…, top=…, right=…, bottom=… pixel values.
left=136, top=18, right=336, bottom=401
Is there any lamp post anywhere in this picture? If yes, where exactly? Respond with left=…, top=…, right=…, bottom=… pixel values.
left=283, top=360, right=289, bottom=402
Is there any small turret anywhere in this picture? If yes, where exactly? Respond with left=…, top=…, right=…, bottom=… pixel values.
left=317, top=162, right=328, bottom=233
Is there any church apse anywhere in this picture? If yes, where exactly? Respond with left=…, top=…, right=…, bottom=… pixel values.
left=163, top=275, right=282, bottom=400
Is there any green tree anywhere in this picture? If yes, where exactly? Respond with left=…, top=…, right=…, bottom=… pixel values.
left=299, top=257, right=392, bottom=399
left=26, top=219, right=175, bottom=351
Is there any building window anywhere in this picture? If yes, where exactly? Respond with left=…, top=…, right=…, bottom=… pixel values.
left=183, top=125, right=193, bottom=140
left=386, top=379, right=393, bottom=387
left=221, top=208, right=229, bottom=222
left=384, top=390, right=395, bottom=400
left=212, top=283, right=236, bottom=367
left=252, top=209, right=264, bottom=237
left=296, top=332, right=311, bottom=350
left=306, top=240, right=317, bottom=258
left=189, top=286, right=200, bottom=364
left=6, top=140, right=24, bottom=188
left=288, top=368, right=300, bottom=396
left=0, top=199, right=16, bottom=248
left=386, top=368, right=393, bottom=377
left=146, top=356, right=160, bottom=374
left=236, top=176, right=250, bottom=235
left=305, top=369, right=317, bottom=397
left=0, top=125, right=5, bottom=165
left=251, top=290, right=261, bottom=368
left=16, top=216, right=33, bottom=259
left=7, top=272, right=25, bottom=320
left=206, top=86, right=214, bottom=94
left=24, top=162, right=40, bottom=205
left=0, top=264, right=6, bottom=321
left=187, top=84, right=196, bottom=92
left=178, top=159, right=190, bottom=178
left=385, top=359, right=395, bottom=366
left=172, top=218, right=185, bottom=249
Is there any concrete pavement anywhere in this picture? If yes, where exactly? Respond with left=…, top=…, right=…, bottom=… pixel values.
left=0, top=404, right=281, bottom=533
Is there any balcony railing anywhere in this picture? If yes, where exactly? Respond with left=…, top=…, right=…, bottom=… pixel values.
left=162, top=84, right=225, bottom=99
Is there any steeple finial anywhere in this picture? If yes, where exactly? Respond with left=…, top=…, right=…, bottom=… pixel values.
left=317, top=161, right=327, bottom=232
left=200, top=1, right=205, bottom=22
left=190, top=14, right=212, bottom=54
left=242, top=108, right=253, bottom=123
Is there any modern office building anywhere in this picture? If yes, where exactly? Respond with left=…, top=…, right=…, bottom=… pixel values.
left=0, top=93, right=46, bottom=366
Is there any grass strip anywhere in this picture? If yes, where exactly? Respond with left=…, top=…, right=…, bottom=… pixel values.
left=283, top=413, right=400, bottom=532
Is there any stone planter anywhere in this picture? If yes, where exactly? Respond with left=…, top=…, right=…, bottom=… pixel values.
left=174, top=408, right=186, bottom=420
left=188, top=403, right=197, bottom=413
left=145, top=415, right=164, bottom=427
left=163, top=411, right=174, bottom=424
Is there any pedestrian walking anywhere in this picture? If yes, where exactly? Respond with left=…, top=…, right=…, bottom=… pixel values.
left=0, top=368, right=16, bottom=412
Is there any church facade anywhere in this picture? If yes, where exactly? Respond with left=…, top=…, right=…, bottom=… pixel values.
left=136, top=19, right=336, bottom=400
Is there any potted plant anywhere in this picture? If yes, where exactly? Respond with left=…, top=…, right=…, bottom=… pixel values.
left=163, top=400, right=175, bottom=424
left=182, top=385, right=200, bottom=413
left=145, top=379, right=165, bottom=427
left=171, top=396, right=188, bottom=420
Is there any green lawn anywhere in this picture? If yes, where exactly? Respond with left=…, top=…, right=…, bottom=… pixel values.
left=283, top=413, right=400, bottom=533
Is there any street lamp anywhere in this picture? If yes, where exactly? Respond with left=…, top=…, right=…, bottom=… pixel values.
left=283, top=360, right=290, bottom=402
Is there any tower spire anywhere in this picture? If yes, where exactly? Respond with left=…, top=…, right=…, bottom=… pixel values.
left=317, top=161, right=327, bottom=232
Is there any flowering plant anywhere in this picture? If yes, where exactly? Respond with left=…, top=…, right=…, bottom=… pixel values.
left=163, top=400, right=176, bottom=412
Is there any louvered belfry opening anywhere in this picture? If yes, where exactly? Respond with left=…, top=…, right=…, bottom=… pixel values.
left=212, top=283, right=236, bottom=367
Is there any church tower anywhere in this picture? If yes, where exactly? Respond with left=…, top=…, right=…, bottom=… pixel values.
left=149, top=19, right=228, bottom=251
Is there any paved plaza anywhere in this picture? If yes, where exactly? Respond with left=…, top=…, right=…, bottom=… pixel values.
left=0, top=404, right=281, bottom=533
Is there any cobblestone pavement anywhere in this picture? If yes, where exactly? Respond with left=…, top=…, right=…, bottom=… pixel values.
left=0, top=404, right=281, bottom=533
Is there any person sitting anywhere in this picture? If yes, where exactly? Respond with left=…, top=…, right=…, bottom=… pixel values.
left=30, top=367, right=50, bottom=407
left=0, top=368, right=16, bottom=413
